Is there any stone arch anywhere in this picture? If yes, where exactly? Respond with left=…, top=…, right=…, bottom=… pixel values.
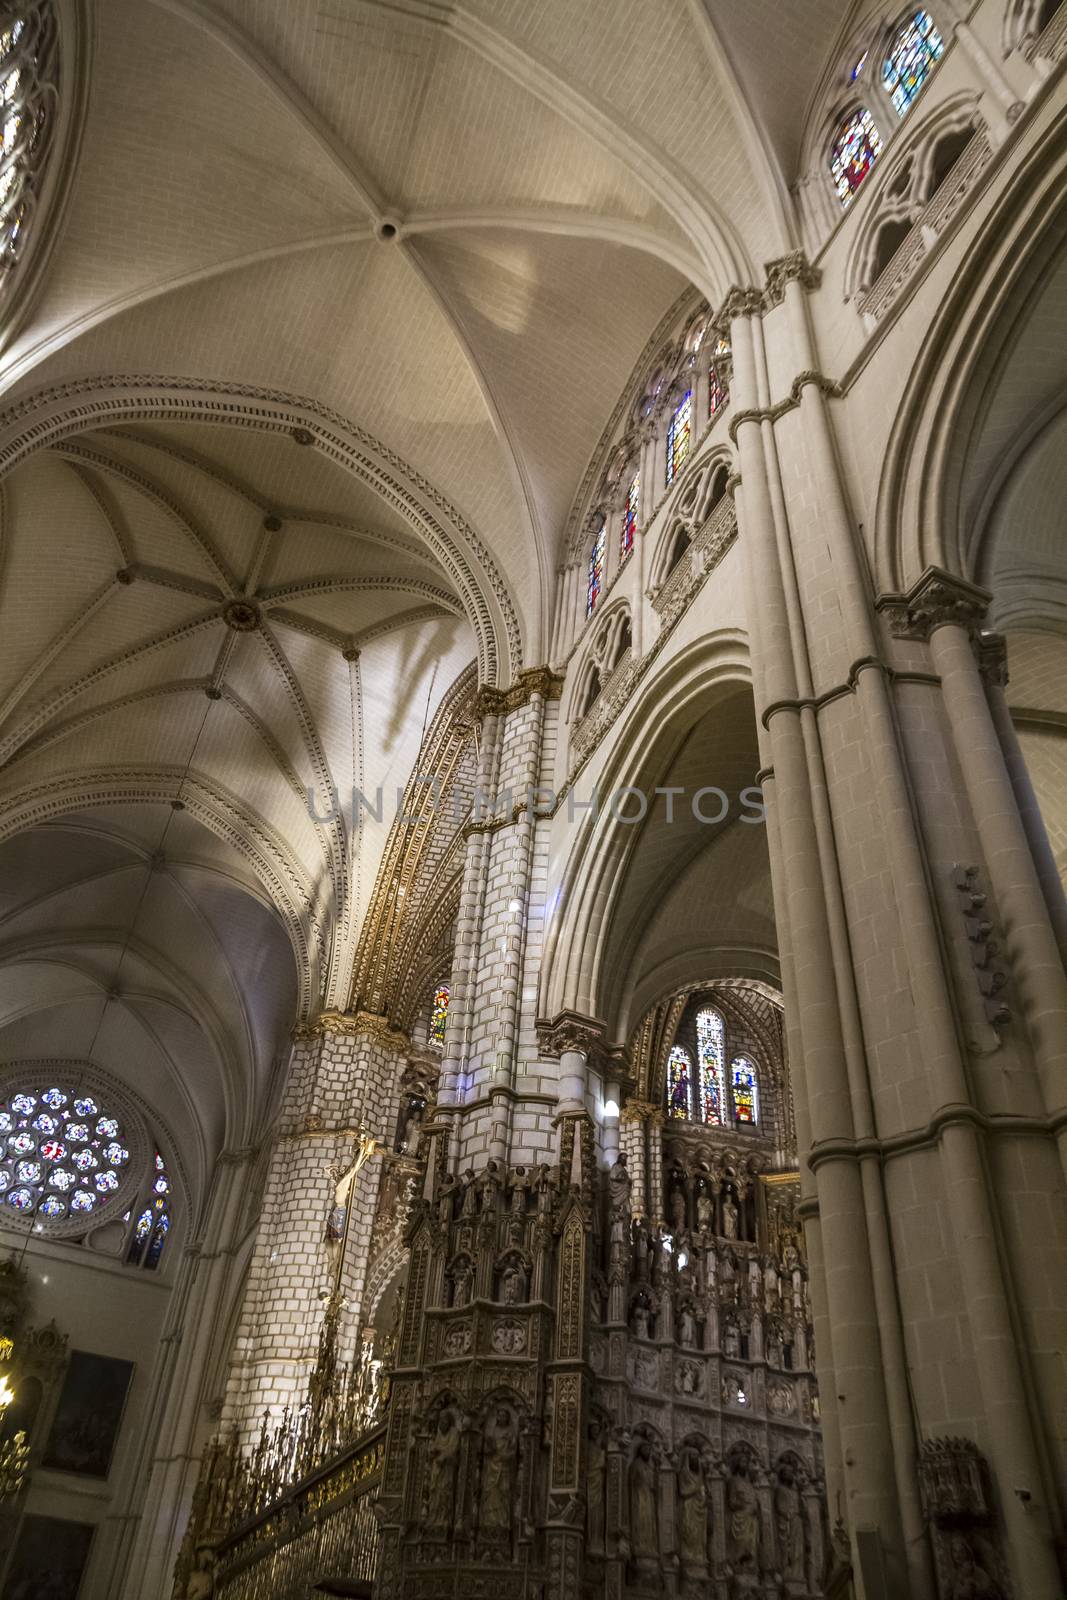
left=539, top=631, right=759, bottom=1034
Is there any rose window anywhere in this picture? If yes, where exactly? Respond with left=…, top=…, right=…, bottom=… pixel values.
left=0, top=1086, right=131, bottom=1222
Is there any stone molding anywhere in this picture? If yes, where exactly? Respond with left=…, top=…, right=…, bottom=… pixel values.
left=710, top=284, right=764, bottom=340
left=976, top=630, right=1009, bottom=689
left=728, top=370, right=842, bottom=444
left=876, top=566, right=991, bottom=640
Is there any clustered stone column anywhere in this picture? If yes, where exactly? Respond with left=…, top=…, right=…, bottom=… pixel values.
left=722, top=253, right=1067, bottom=1598
left=221, top=1012, right=409, bottom=1436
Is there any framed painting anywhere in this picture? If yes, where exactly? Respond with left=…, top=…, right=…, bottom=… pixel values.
left=42, top=1349, right=134, bottom=1479
left=4, top=1513, right=95, bottom=1600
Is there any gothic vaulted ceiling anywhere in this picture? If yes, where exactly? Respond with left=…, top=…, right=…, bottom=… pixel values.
left=0, top=0, right=865, bottom=1159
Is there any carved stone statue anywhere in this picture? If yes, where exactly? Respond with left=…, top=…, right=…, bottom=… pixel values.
left=185, top=1543, right=217, bottom=1600
left=679, top=1304, right=697, bottom=1347
left=500, top=1262, right=525, bottom=1305
left=764, top=1259, right=779, bottom=1314
left=726, top=1459, right=761, bottom=1570
left=948, top=1536, right=1004, bottom=1599
left=425, top=1410, right=461, bottom=1534
left=609, top=1154, right=632, bottom=1242
left=678, top=1447, right=709, bottom=1568
left=722, top=1319, right=741, bottom=1358
left=775, top=1464, right=806, bottom=1583
left=451, top=1259, right=473, bottom=1308
left=401, top=1102, right=423, bottom=1153
left=696, top=1190, right=713, bottom=1233
left=461, top=1171, right=478, bottom=1217
left=479, top=1406, right=519, bottom=1541
left=722, top=1195, right=739, bottom=1239
left=629, top=1439, right=659, bottom=1564
left=668, top=1186, right=687, bottom=1234
left=631, top=1302, right=651, bottom=1340
left=586, top=1418, right=606, bottom=1554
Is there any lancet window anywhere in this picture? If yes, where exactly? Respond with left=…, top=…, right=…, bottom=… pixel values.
left=696, top=1007, right=726, bottom=1125
left=830, top=107, right=884, bottom=205
left=430, top=983, right=451, bottom=1046
left=587, top=522, right=607, bottom=616
left=883, top=10, right=944, bottom=116
left=666, top=391, right=692, bottom=486
left=621, top=472, right=639, bottom=557
left=667, top=1046, right=693, bottom=1120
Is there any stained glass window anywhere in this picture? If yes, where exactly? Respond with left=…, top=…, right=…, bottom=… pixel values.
left=830, top=107, right=884, bottom=206
left=695, top=1009, right=726, bottom=1125
left=666, top=391, right=692, bottom=486
left=731, top=1057, right=759, bottom=1125
left=667, top=1046, right=693, bottom=1120
left=1, top=5, right=58, bottom=281
left=430, top=983, right=450, bottom=1046
left=587, top=523, right=607, bottom=616
left=0, top=1084, right=131, bottom=1225
left=127, top=1149, right=171, bottom=1270
left=883, top=11, right=944, bottom=116
left=621, top=473, right=639, bottom=557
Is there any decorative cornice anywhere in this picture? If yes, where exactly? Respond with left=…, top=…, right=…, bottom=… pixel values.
left=537, top=1009, right=609, bottom=1064
left=763, top=252, right=822, bottom=310
left=292, top=1010, right=411, bottom=1051
left=876, top=566, right=991, bottom=641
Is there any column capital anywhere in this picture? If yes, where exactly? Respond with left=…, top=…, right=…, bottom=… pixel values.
left=291, top=1009, right=411, bottom=1051
left=471, top=665, right=565, bottom=721
left=876, top=566, right=991, bottom=641
left=537, top=1009, right=609, bottom=1065
left=619, top=1097, right=661, bottom=1125
left=710, top=283, right=764, bottom=340
left=763, top=251, right=822, bottom=309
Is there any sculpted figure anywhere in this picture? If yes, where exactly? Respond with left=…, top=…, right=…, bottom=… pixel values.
left=948, top=1536, right=1003, bottom=1599
left=775, top=1464, right=806, bottom=1581
left=679, top=1304, right=697, bottom=1347
left=722, top=1319, right=741, bottom=1358
left=609, top=1153, right=632, bottom=1222
left=461, top=1170, right=478, bottom=1217
left=764, top=1259, right=779, bottom=1314
left=678, top=1447, right=709, bottom=1567
left=696, top=1190, right=713, bottom=1233
left=722, top=1195, right=739, bottom=1239
left=629, top=1440, right=659, bottom=1561
left=500, top=1262, right=524, bottom=1305
left=668, top=1186, right=687, bottom=1234
left=438, top=1171, right=459, bottom=1226
left=586, top=1419, right=606, bottom=1554
left=631, top=1302, right=651, bottom=1340
left=726, top=1459, right=760, bottom=1569
left=479, top=1406, right=519, bottom=1538
left=425, top=1410, right=461, bottom=1532
left=401, top=1102, right=423, bottom=1153
left=451, top=1259, right=473, bottom=1308
left=185, top=1544, right=216, bottom=1600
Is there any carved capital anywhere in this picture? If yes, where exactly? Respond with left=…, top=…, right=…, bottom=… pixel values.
left=537, top=1009, right=608, bottom=1064
left=876, top=567, right=991, bottom=641
left=472, top=666, right=565, bottom=722
left=292, top=1009, right=411, bottom=1051
left=763, top=252, right=821, bottom=309
left=710, top=284, right=763, bottom=340
left=620, top=1097, right=660, bottom=1124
